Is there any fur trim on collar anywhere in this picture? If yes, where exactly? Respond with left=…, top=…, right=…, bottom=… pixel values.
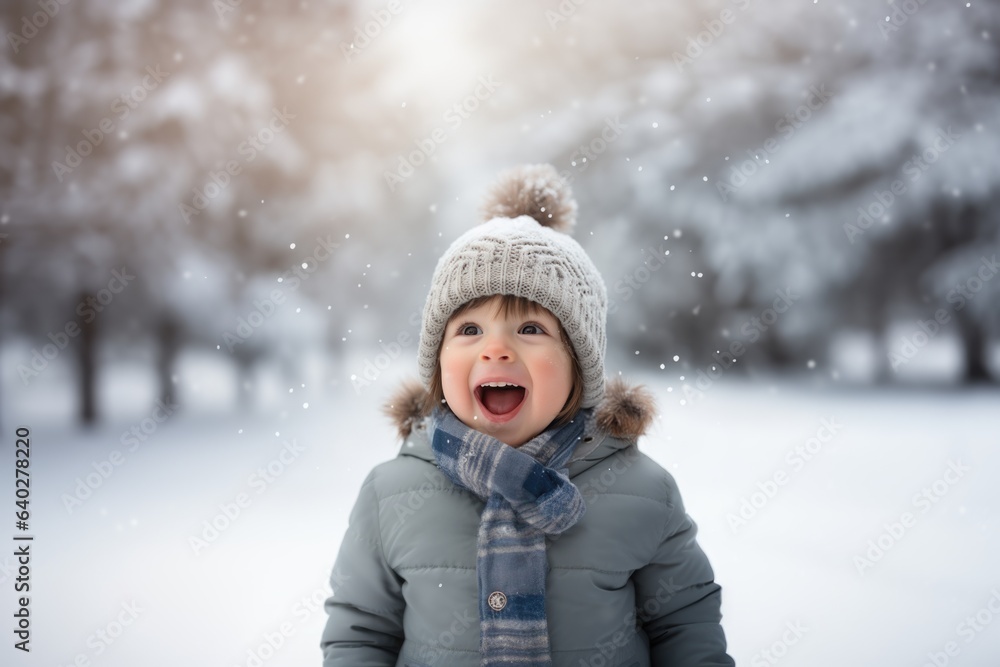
left=383, top=377, right=656, bottom=441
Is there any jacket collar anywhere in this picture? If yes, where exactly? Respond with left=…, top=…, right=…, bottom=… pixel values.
left=388, top=377, right=656, bottom=478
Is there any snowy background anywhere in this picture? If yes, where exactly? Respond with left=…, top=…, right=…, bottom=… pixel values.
left=1, top=0, right=999, bottom=665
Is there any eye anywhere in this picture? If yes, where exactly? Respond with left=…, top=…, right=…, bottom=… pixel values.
left=519, top=322, right=545, bottom=335
left=457, top=323, right=481, bottom=336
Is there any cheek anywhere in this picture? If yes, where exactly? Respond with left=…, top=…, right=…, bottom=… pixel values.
left=535, top=351, right=573, bottom=392
left=439, top=354, right=470, bottom=401
left=439, top=348, right=458, bottom=380
left=440, top=366, right=458, bottom=393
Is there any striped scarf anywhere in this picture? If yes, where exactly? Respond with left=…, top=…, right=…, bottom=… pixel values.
left=430, top=406, right=588, bottom=666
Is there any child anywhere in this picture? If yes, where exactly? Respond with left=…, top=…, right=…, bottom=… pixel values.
left=320, top=164, right=735, bottom=666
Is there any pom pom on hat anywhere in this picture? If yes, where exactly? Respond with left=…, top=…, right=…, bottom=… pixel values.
left=480, top=164, right=577, bottom=233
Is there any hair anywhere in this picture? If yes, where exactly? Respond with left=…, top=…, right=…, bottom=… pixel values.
left=420, top=294, right=585, bottom=428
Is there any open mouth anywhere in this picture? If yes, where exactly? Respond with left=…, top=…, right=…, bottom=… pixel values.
left=474, top=382, right=527, bottom=422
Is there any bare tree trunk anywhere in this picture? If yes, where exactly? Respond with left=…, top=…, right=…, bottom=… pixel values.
left=871, top=300, right=892, bottom=384
left=157, top=316, right=179, bottom=407
left=0, top=240, right=5, bottom=433
left=234, top=350, right=255, bottom=410
left=763, top=330, right=794, bottom=367
left=77, top=293, right=97, bottom=425
left=956, top=311, right=991, bottom=383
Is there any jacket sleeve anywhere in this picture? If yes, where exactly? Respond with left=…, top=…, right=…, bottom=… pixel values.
left=631, top=473, right=735, bottom=667
left=320, top=468, right=405, bottom=666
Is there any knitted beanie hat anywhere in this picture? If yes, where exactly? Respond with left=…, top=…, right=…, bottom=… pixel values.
left=417, top=164, right=608, bottom=408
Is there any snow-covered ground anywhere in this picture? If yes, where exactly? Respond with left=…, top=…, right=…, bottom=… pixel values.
left=2, top=352, right=998, bottom=667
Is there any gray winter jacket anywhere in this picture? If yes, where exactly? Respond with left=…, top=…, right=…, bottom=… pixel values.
left=320, top=379, right=735, bottom=666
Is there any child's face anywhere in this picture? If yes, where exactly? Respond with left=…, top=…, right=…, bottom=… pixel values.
left=439, top=298, right=573, bottom=447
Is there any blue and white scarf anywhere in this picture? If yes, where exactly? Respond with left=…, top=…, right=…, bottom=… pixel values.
left=430, top=406, right=589, bottom=666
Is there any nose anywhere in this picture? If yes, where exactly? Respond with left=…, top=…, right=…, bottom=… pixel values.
left=480, top=331, right=515, bottom=362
